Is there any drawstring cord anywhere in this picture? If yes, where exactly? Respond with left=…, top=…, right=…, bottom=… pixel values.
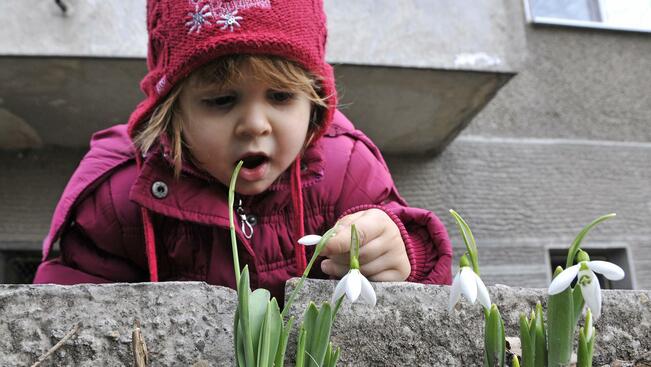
left=136, top=153, right=159, bottom=282
left=291, top=156, right=307, bottom=275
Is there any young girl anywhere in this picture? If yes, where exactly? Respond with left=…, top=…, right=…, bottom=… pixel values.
left=33, top=0, right=452, bottom=300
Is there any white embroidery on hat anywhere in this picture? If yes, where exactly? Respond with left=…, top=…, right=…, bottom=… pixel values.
left=214, top=0, right=271, bottom=13
left=184, top=0, right=270, bottom=34
left=216, top=10, right=243, bottom=32
left=155, top=75, right=168, bottom=95
left=185, top=1, right=214, bottom=33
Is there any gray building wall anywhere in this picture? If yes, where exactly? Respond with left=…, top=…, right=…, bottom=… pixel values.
left=386, top=2, right=651, bottom=288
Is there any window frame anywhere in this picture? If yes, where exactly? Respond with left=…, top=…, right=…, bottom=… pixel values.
left=524, top=0, right=651, bottom=34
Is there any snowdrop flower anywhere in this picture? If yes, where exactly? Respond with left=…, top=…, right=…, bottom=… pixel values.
left=448, top=254, right=491, bottom=312
left=331, top=268, right=376, bottom=306
left=330, top=224, right=376, bottom=306
left=298, top=234, right=322, bottom=246
left=548, top=251, right=625, bottom=320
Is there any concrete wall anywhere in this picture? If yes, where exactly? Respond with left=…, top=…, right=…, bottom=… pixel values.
left=1, top=281, right=649, bottom=366
left=386, top=1, right=651, bottom=289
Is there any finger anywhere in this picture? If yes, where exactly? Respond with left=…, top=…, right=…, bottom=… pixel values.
left=321, top=258, right=349, bottom=278
left=358, top=252, right=393, bottom=277
left=357, top=238, right=390, bottom=265
left=320, top=213, right=363, bottom=256
left=325, top=235, right=390, bottom=265
left=367, top=269, right=409, bottom=282
left=321, top=211, right=384, bottom=256
left=325, top=252, right=349, bottom=265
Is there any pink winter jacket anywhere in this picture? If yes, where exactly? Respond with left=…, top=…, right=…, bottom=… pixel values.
left=33, top=110, right=452, bottom=299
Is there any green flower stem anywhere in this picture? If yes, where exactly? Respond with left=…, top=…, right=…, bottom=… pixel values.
left=547, top=266, right=575, bottom=367
left=350, top=224, right=360, bottom=270
left=565, top=213, right=615, bottom=269
left=577, top=309, right=595, bottom=367
left=281, top=225, right=339, bottom=319
left=229, top=161, right=244, bottom=288
left=450, top=210, right=480, bottom=275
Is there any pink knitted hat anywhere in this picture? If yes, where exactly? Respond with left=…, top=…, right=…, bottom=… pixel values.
left=128, top=0, right=337, bottom=139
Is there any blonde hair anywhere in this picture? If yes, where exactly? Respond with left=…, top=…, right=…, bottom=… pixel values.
left=133, top=55, right=330, bottom=178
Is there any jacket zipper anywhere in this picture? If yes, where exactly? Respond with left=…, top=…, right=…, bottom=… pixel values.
left=236, top=198, right=255, bottom=239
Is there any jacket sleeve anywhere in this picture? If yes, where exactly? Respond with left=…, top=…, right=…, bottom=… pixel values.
left=34, top=169, right=147, bottom=284
left=334, top=132, right=453, bottom=285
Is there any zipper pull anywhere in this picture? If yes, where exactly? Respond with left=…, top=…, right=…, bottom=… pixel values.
left=236, top=199, right=255, bottom=239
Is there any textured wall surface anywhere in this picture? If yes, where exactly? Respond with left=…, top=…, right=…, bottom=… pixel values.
left=0, top=148, right=85, bottom=249
left=386, top=3, right=651, bottom=289
left=0, top=282, right=237, bottom=366
left=1, top=281, right=649, bottom=366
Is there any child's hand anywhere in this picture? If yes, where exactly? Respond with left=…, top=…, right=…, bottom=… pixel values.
left=320, top=208, right=411, bottom=281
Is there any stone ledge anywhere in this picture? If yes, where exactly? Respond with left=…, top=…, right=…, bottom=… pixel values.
left=1, top=281, right=649, bottom=366
left=0, top=282, right=237, bottom=366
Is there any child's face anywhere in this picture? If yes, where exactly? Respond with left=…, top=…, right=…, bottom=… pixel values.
left=177, top=70, right=312, bottom=195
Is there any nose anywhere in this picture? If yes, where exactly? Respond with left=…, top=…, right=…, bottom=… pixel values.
left=235, top=101, right=271, bottom=138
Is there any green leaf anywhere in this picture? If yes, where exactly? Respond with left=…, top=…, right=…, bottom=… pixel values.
left=484, top=304, right=505, bottom=367
left=565, top=213, right=616, bottom=269
left=577, top=327, right=590, bottom=367
left=234, top=308, right=245, bottom=367
left=238, top=267, right=255, bottom=367
left=547, top=267, right=575, bottom=367
left=512, top=355, right=520, bottom=367
left=249, top=288, right=271, bottom=362
left=323, top=343, right=334, bottom=367
left=532, top=303, right=547, bottom=367
left=299, top=303, right=319, bottom=365
left=519, top=314, right=534, bottom=367
left=256, top=298, right=282, bottom=367
left=308, top=302, right=334, bottom=367
left=329, top=345, right=341, bottom=367
left=274, top=316, right=294, bottom=367
left=295, top=326, right=307, bottom=367
left=449, top=210, right=480, bottom=275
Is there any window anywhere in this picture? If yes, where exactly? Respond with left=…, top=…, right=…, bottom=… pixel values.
left=0, top=249, right=45, bottom=284
left=525, top=0, right=651, bottom=33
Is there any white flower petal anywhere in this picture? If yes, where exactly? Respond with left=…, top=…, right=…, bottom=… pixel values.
left=474, top=273, right=491, bottom=310
left=359, top=273, right=377, bottom=307
left=548, top=264, right=580, bottom=295
left=298, top=234, right=322, bottom=246
left=588, top=260, right=625, bottom=281
left=460, top=267, right=477, bottom=303
left=345, top=270, right=362, bottom=302
left=331, top=273, right=348, bottom=304
left=448, top=271, right=462, bottom=312
left=579, top=269, right=602, bottom=320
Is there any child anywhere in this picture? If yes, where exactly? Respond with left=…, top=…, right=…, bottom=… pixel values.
left=33, top=0, right=452, bottom=300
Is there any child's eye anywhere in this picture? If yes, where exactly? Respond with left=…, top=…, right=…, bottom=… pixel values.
left=202, top=95, right=237, bottom=108
left=268, top=91, right=294, bottom=103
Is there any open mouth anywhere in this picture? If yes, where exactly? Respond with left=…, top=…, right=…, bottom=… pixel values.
left=239, top=154, right=269, bottom=169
